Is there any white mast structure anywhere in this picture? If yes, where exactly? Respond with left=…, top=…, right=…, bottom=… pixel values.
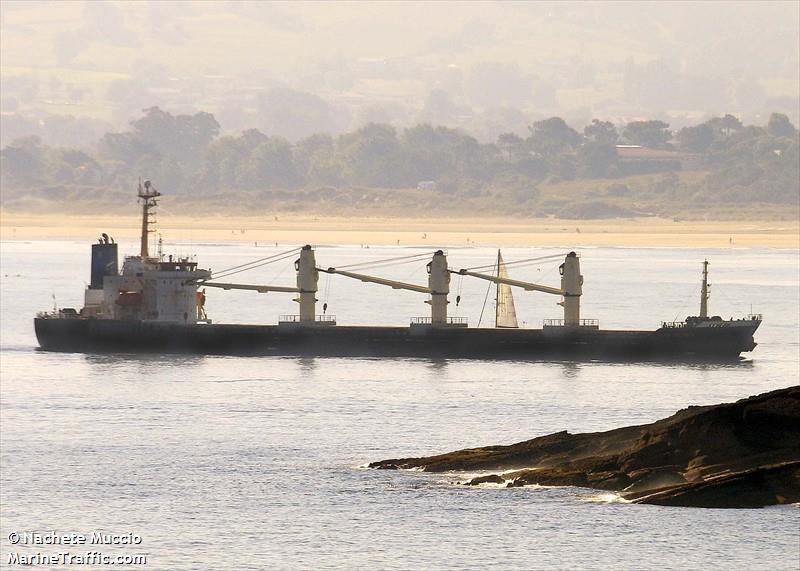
left=322, top=250, right=452, bottom=325
left=700, top=259, right=710, bottom=319
left=295, top=245, right=319, bottom=322
left=137, top=180, right=160, bottom=259
left=201, top=245, right=323, bottom=325
left=456, top=252, right=584, bottom=326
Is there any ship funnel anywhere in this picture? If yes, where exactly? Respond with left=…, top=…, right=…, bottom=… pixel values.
left=90, top=239, right=118, bottom=289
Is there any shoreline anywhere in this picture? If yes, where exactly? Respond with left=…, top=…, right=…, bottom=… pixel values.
left=1, top=213, right=798, bottom=248
left=369, top=387, right=800, bottom=509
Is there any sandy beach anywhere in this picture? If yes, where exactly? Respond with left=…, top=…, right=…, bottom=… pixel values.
left=1, top=212, right=798, bottom=248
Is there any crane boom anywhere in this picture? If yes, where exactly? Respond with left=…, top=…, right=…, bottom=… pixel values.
left=320, top=268, right=431, bottom=294
left=454, top=269, right=564, bottom=296
left=200, top=282, right=299, bottom=294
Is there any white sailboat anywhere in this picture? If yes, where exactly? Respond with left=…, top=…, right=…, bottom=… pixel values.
left=495, top=250, right=519, bottom=328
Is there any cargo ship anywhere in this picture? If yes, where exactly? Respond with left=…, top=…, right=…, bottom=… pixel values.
left=34, top=181, right=761, bottom=360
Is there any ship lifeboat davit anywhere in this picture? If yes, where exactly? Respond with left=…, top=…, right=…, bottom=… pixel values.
left=116, top=290, right=143, bottom=306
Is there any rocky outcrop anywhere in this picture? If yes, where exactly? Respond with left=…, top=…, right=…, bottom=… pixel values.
left=369, top=386, right=800, bottom=508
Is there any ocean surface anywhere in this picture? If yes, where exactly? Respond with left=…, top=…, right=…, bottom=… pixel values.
left=1, top=239, right=798, bottom=570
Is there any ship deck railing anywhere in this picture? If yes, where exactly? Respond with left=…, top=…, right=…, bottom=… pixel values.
left=410, top=316, right=468, bottom=327
left=663, top=314, right=763, bottom=329
left=279, top=314, right=337, bottom=323
left=543, top=318, right=599, bottom=328
left=37, top=308, right=80, bottom=319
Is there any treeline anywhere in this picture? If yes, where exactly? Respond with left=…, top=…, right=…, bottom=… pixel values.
left=1, top=107, right=798, bottom=205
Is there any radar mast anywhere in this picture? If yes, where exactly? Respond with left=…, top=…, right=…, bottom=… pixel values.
left=700, top=260, right=710, bottom=318
left=138, top=179, right=161, bottom=259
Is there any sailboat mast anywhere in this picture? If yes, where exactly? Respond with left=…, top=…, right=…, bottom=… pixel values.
left=495, top=249, right=501, bottom=327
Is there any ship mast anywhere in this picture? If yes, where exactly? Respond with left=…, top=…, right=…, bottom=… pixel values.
left=700, top=259, right=710, bottom=318
left=137, top=179, right=161, bottom=259
left=322, top=250, right=450, bottom=325
left=455, top=252, right=582, bottom=324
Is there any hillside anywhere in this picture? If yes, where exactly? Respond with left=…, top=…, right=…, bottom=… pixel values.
left=1, top=2, right=798, bottom=148
left=2, top=108, right=798, bottom=221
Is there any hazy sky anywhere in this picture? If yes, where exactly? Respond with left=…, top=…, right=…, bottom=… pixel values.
left=1, top=1, right=798, bottom=142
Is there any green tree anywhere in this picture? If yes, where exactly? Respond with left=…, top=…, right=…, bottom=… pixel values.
left=0, top=136, right=43, bottom=186
left=767, top=113, right=797, bottom=138
left=99, top=107, right=220, bottom=181
left=294, top=133, right=341, bottom=185
left=677, top=124, right=715, bottom=153
left=197, top=129, right=273, bottom=192
left=583, top=119, right=618, bottom=144
left=337, top=123, right=404, bottom=187
left=706, top=114, right=743, bottom=138
left=622, top=120, right=672, bottom=149
left=132, top=107, right=219, bottom=169
left=576, top=142, right=618, bottom=178
left=527, top=117, right=581, bottom=157
left=401, top=124, right=490, bottom=184
left=237, top=137, right=299, bottom=189
left=98, top=132, right=155, bottom=165
left=135, top=153, right=184, bottom=192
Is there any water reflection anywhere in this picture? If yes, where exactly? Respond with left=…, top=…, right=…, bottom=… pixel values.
left=83, top=352, right=207, bottom=374
left=560, top=362, right=582, bottom=379
left=297, top=356, right=318, bottom=378
left=633, top=358, right=756, bottom=372
left=423, top=358, right=449, bottom=374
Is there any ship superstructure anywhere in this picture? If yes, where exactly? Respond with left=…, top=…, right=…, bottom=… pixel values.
left=77, top=180, right=210, bottom=323
left=35, top=183, right=762, bottom=360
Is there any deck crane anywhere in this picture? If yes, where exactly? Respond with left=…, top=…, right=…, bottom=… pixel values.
left=200, top=245, right=324, bottom=324
left=201, top=283, right=298, bottom=294
left=454, top=252, right=584, bottom=325
left=320, top=250, right=454, bottom=326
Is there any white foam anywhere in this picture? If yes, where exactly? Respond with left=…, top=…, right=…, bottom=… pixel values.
left=579, top=492, right=631, bottom=504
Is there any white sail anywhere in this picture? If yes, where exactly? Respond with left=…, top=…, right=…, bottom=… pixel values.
left=495, top=251, right=519, bottom=328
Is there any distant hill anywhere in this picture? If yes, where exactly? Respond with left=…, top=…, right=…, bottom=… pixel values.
left=2, top=1, right=798, bottom=148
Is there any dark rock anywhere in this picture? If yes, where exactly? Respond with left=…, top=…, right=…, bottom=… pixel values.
left=369, top=387, right=800, bottom=508
left=625, top=462, right=800, bottom=508
left=465, top=474, right=506, bottom=486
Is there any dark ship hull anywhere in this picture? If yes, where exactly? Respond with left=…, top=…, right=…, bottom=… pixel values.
left=34, top=318, right=759, bottom=361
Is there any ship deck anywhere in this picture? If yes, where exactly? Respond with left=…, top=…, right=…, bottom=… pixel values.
left=34, top=318, right=759, bottom=361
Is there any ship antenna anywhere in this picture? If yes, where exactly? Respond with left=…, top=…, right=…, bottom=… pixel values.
left=700, top=259, right=710, bottom=318
left=137, top=179, right=161, bottom=259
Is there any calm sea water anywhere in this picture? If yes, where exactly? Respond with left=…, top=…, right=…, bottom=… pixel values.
left=1, top=239, right=798, bottom=570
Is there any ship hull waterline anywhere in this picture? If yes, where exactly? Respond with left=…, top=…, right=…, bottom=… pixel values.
left=34, top=318, right=759, bottom=362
